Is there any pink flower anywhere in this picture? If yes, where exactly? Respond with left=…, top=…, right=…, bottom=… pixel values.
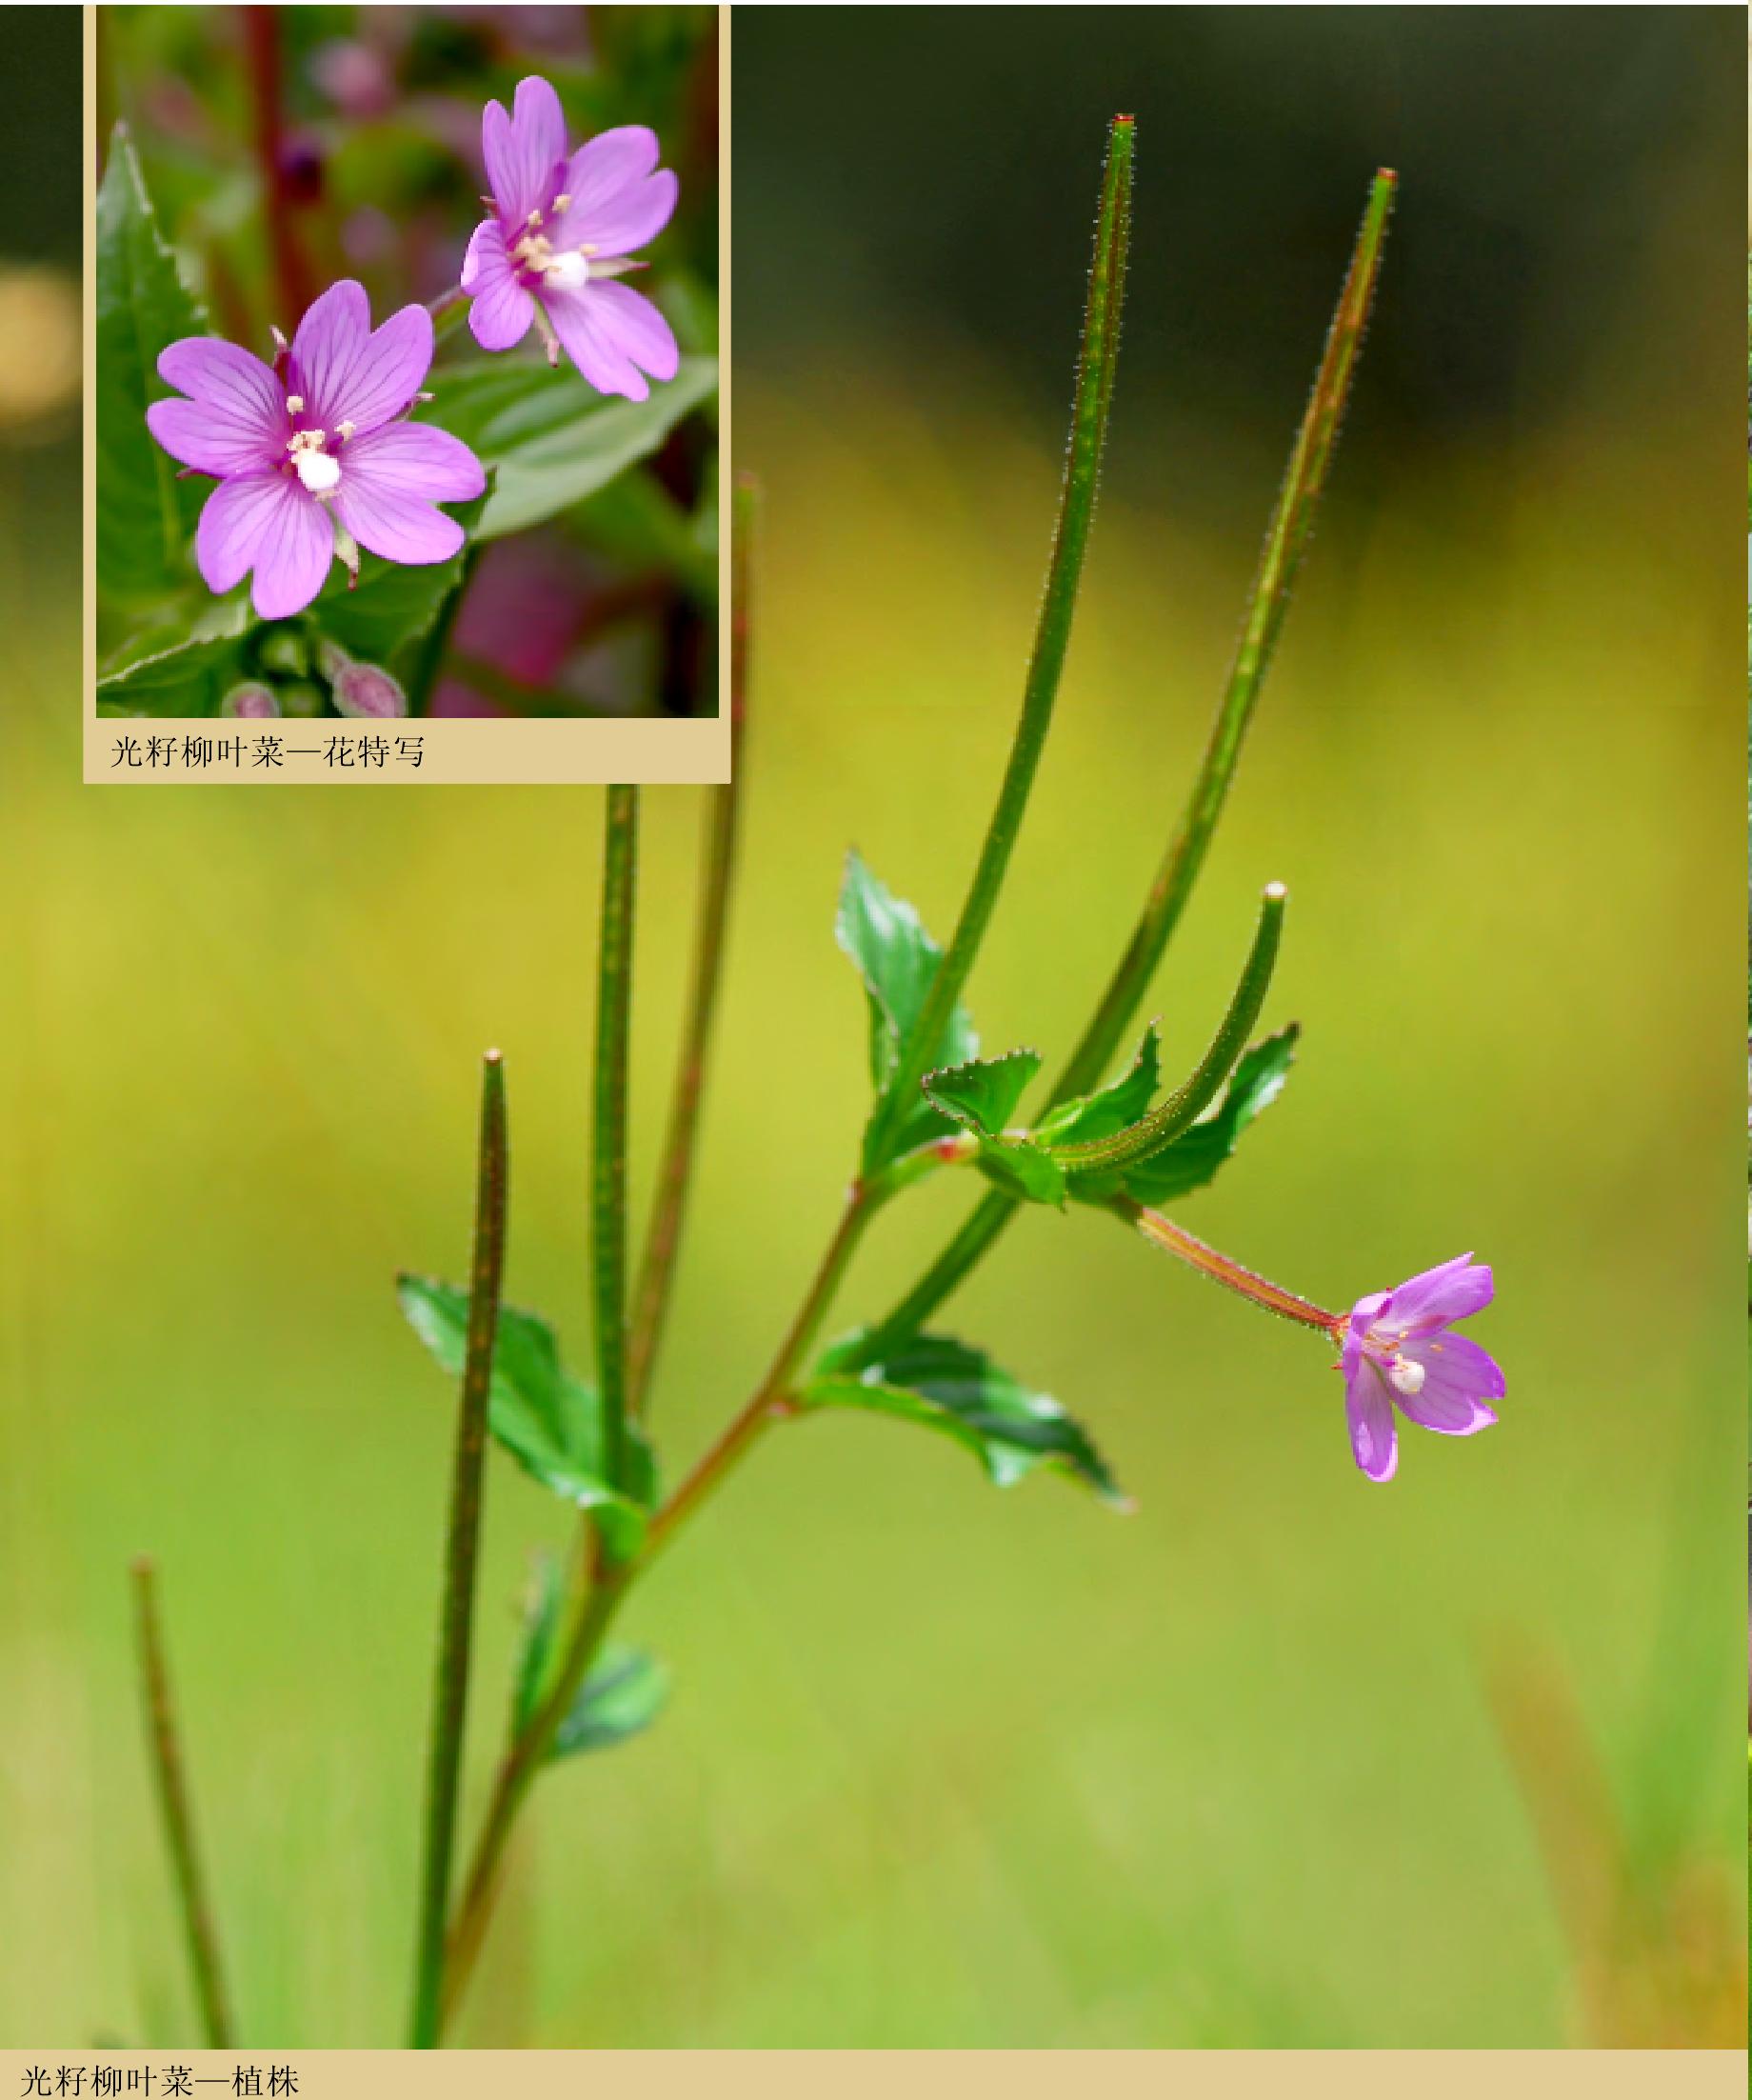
left=146, top=280, right=486, bottom=621
left=1341, top=1253, right=1503, bottom=1483
left=462, top=75, right=680, bottom=401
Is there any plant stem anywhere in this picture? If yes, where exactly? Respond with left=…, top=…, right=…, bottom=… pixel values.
left=129, top=1557, right=234, bottom=2049
left=1057, top=169, right=1396, bottom=1100
left=859, top=113, right=1134, bottom=1172
left=241, top=6, right=313, bottom=327
left=409, top=1050, right=508, bottom=2049
left=626, top=481, right=754, bottom=1414
left=439, top=1567, right=631, bottom=2030
left=593, top=788, right=640, bottom=1498
left=1124, top=1202, right=1341, bottom=1334
left=642, top=1182, right=876, bottom=1561
left=870, top=169, right=1397, bottom=1340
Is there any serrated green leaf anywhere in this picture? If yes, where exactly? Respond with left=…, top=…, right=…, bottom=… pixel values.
left=550, top=1646, right=670, bottom=1761
left=1035, top=1024, right=1163, bottom=1151
left=1072, top=1027, right=1299, bottom=1207
left=971, top=1137, right=1068, bottom=1208
left=922, top=1049, right=1041, bottom=1139
left=429, top=355, right=717, bottom=541
left=804, top=1330, right=1125, bottom=1504
left=96, top=125, right=209, bottom=636
left=511, top=1552, right=566, bottom=1736
left=835, top=850, right=979, bottom=1170
left=397, top=1276, right=655, bottom=1556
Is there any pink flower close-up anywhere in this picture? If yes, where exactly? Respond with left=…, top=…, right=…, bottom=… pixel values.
left=462, top=74, right=681, bottom=401
left=146, top=279, right=486, bottom=621
left=1340, top=1253, right=1503, bottom=1483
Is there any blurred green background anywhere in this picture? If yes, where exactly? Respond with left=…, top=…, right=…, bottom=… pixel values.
left=2, top=2, right=1745, bottom=2051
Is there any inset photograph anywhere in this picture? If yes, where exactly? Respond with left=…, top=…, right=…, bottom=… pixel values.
left=91, top=5, right=722, bottom=774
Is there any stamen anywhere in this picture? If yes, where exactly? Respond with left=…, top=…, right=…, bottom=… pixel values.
left=285, top=393, right=305, bottom=413
left=551, top=192, right=571, bottom=211
left=526, top=207, right=544, bottom=230
left=336, top=420, right=355, bottom=440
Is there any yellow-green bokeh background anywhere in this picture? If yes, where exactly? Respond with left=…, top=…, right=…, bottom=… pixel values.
left=2, top=3, right=1744, bottom=2051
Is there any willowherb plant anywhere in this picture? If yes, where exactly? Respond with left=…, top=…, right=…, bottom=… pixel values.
left=130, top=118, right=1503, bottom=2047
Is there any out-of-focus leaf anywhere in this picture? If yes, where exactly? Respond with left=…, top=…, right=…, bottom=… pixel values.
left=835, top=850, right=979, bottom=1172
left=309, top=487, right=489, bottom=666
left=549, top=1645, right=670, bottom=1760
left=430, top=355, right=717, bottom=541
left=804, top=1330, right=1125, bottom=1504
left=94, top=596, right=251, bottom=716
left=511, top=1553, right=566, bottom=1736
left=396, top=1276, right=655, bottom=1556
left=95, top=124, right=209, bottom=631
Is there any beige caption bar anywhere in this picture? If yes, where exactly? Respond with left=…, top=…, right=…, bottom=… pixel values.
left=3, top=2051, right=1748, bottom=2094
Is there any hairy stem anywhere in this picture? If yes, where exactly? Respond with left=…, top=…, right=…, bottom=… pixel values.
left=1125, top=1202, right=1341, bottom=1334
left=409, top=1051, right=508, bottom=2048
left=1052, top=884, right=1285, bottom=1174
left=130, top=1558, right=234, bottom=2049
left=873, top=169, right=1397, bottom=1339
left=593, top=787, right=640, bottom=1497
left=860, top=114, right=1134, bottom=1171
left=626, top=482, right=754, bottom=1414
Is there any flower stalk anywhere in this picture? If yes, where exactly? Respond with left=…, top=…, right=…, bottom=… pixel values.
left=626, top=479, right=755, bottom=1415
left=593, top=787, right=640, bottom=1498
left=860, top=112, right=1135, bottom=1171
left=409, top=1050, right=508, bottom=2049
left=130, top=1557, right=235, bottom=2050
left=1124, top=1201, right=1342, bottom=1335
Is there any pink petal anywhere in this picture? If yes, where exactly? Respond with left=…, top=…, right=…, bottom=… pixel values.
left=550, top=128, right=676, bottom=255
left=463, top=221, right=535, bottom=352
left=147, top=394, right=279, bottom=478
left=196, top=470, right=333, bottom=619
left=289, top=280, right=432, bottom=436
left=544, top=281, right=678, bottom=401
left=1382, top=1254, right=1494, bottom=1337
left=1396, top=1334, right=1503, bottom=1436
left=484, top=75, right=567, bottom=227
left=152, top=338, right=287, bottom=469
left=331, top=422, right=483, bottom=566
left=1344, top=1361, right=1399, bottom=1483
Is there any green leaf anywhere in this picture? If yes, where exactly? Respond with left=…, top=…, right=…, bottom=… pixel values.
left=804, top=1330, right=1125, bottom=1505
left=309, top=487, right=490, bottom=668
left=1076, top=1027, right=1299, bottom=1207
left=835, top=850, right=979, bottom=1170
left=396, top=1276, right=655, bottom=1556
left=96, top=125, right=209, bottom=630
left=550, top=1646, right=670, bottom=1761
left=1034, top=1024, right=1163, bottom=1151
left=511, top=1553, right=566, bottom=1736
left=94, top=597, right=251, bottom=716
left=429, top=355, right=718, bottom=541
left=922, top=1049, right=1041, bottom=1139
left=920, top=1048, right=1066, bottom=1206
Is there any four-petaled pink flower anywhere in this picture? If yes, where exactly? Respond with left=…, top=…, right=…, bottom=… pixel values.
left=146, top=280, right=486, bottom=620
left=1341, top=1253, right=1503, bottom=1483
left=462, top=74, right=680, bottom=401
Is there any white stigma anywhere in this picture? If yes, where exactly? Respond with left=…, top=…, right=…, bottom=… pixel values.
left=544, top=250, right=590, bottom=291
left=293, top=447, right=341, bottom=494
left=1387, top=1356, right=1425, bottom=1396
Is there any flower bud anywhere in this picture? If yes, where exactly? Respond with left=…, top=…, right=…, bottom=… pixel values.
left=314, top=636, right=353, bottom=684
left=220, top=681, right=281, bottom=719
left=332, top=661, right=408, bottom=719
left=256, top=629, right=309, bottom=678
left=277, top=680, right=328, bottom=719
